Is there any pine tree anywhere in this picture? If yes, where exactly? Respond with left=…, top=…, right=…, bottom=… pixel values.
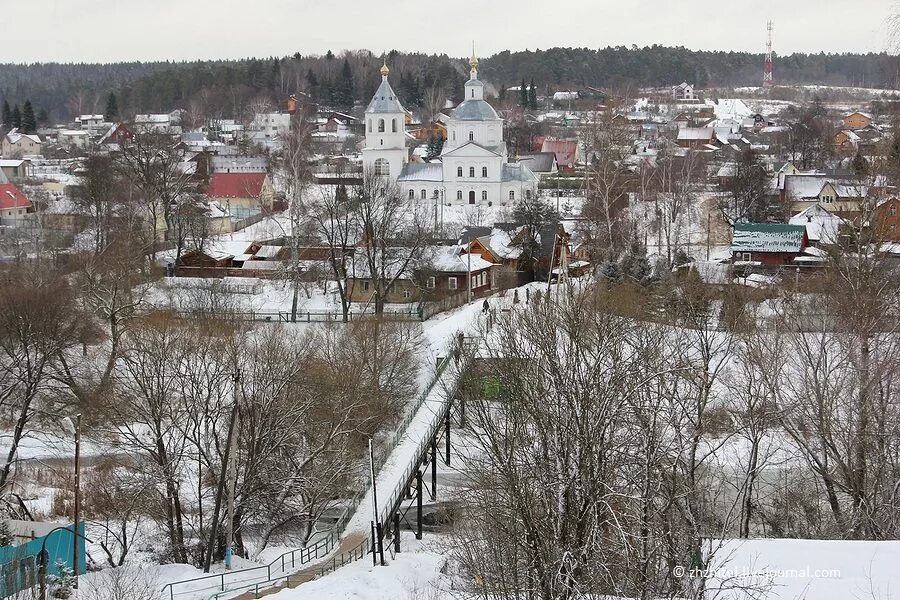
left=519, top=78, right=528, bottom=107
left=104, top=92, right=119, bottom=121
left=0, top=520, right=12, bottom=546
left=21, top=101, right=36, bottom=133
left=336, top=58, right=354, bottom=107
left=48, top=559, right=76, bottom=599
left=528, top=79, right=538, bottom=110
left=11, top=104, right=21, bottom=130
left=1, top=100, right=9, bottom=128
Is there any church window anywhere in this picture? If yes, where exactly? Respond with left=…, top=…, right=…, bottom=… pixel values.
left=471, top=89, right=474, bottom=98
left=469, top=167, right=475, bottom=178
left=509, top=190, right=515, bottom=201
left=374, top=159, right=390, bottom=177
left=457, top=190, right=463, bottom=200
left=469, top=131, right=474, bottom=141
left=421, top=189, right=427, bottom=199
left=482, top=167, right=488, bottom=178
left=457, top=167, right=463, bottom=177
left=469, top=191, right=476, bottom=204
left=482, top=191, right=488, bottom=201
left=891, top=204, right=897, bottom=216
left=408, top=189, right=414, bottom=200
left=392, top=119, right=398, bottom=133
left=378, top=119, right=385, bottom=132
left=368, top=119, right=372, bottom=133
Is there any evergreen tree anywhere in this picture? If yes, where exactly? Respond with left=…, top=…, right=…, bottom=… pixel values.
left=528, top=79, right=538, bottom=110
left=1, top=100, right=9, bottom=128
left=498, top=85, right=507, bottom=105
left=426, top=134, right=445, bottom=159
left=519, top=78, right=528, bottom=107
left=21, top=101, right=36, bottom=133
left=104, top=92, right=119, bottom=120
left=335, top=183, right=349, bottom=203
left=0, top=520, right=12, bottom=546
left=334, top=58, right=354, bottom=107
left=37, top=108, right=48, bottom=125
left=11, top=104, right=21, bottom=130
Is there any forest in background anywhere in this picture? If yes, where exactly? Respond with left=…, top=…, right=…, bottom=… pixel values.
left=0, top=46, right=897, bottom=124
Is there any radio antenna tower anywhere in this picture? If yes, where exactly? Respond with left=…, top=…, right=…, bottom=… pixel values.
left=763, top=20, right=774, bottom=88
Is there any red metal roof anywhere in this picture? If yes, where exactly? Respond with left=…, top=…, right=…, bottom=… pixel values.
left=540, top=138, right=577, bottom=168
left=207, top=172, right=267, bottom=199
left=0, top=184, right=31, bottom=210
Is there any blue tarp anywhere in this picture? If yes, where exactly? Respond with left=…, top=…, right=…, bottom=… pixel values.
left=0, top=521, right=85, bottom=598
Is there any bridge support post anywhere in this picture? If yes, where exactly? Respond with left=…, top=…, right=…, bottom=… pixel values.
left=430, top=440, right=437, bottom=501
left=370, top=521, right=377, bottom=566
left=376, top=522, right=386, bottom=566
left=394, top=512, right=401, bottom=553
left=445, top=409, right=451, bottom=466
left=416, top=470, right=423, bottom=540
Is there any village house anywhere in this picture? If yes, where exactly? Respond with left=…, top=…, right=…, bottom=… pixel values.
left=873, top=197, right=900, bottom=242
left=540, top=138, right=578, bottom=171
left=842, top=111, right=873, bottom=130
left=789, top=204, right=845, bottom=247
left=206, top=171, right=275, bottom=216
left=731, top=223, right=814, bottom=268
left=346, top=245, right=495, bottom=305
left=672, top=82, right=698, bottom=102
left=833, top=130, right=861, bottom=153
left=516, top=152, right=559, bottom=178
left=0, top=176, right=32, bottom=226
left=676, top=127, right=716, bottom=149
left=2, top=129, right=42, bottom=158
left=0, top=159, right=33, bottom=179
left=57, top=129, right=91, bottom=150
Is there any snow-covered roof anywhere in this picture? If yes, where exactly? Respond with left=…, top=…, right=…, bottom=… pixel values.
left=732, top=223, right=806, bottom=253
left=397, top=163, right=443, bottom=182
left=501, top=163, right=539, bottom=183
left=427, top=245, right=494, bottom=273
left=789, top=205, right=845, bottom=245
left=451, top=98, right=501, bottom=121
left=677, top=127, right=714, bottom=140
left=783, top=175, right=831, bottom=200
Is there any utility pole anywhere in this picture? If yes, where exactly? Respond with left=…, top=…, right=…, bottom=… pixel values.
left=224, top=372, right=241, bottom=570
left=72, top=414, right=81, bottom=589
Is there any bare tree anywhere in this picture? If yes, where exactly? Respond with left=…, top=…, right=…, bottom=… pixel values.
left=351, top=171, right=429, bottom=315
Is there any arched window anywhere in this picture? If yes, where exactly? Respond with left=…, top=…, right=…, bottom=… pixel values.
left=468, top=131, right=474, bottom=141
left=482, top=191, right=488, bottom=201
left=392, top=119, right=398, bottom=133
left=482, top=167, right=488, bottom=178
left=420, top=189, right=427, bottom=199
left=367, top=119, right=372, bottom=133
left=468, top=191, right=476, bottom=204
left=457, top=167, right=463, bottom=177
left=471, top=89, right=474, bottom=99
left=469, top=167, right=475, bottom=178
left=525, top=189, right=533, bottom=200
left=452, top=131, right=456, bottom=141
left=378, top=119, right=385, bottom=133
left=509, top=190, right=515, bottom=201
left=408, top=189, right=414, bottom=200
left=457, top=190, right=463, bottom=200
left=374, top=158, right=390, bottom=177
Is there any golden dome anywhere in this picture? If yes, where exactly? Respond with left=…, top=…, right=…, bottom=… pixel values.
left=380, top=61, right=390, bottom=77
left=469, top=42, right=478, bottom=70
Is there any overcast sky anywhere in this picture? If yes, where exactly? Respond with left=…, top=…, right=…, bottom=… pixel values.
left=11, top=0, right=897, bottom=63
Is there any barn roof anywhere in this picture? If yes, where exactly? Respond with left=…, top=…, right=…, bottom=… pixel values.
left=207, top=172, right=267, bottom=198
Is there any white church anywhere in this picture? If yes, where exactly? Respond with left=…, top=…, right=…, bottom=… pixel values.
left=362, top=52, right=539, bottom=208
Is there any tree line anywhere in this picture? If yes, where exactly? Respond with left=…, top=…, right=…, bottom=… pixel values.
left=1, top=46, right=896, bottom=125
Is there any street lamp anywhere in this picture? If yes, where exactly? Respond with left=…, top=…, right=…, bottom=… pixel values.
left=60, top=415, right=81, bottom=590
left=38, top=525, right=93, bottom=600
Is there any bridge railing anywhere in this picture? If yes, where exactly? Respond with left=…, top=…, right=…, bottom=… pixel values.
left=164, top=339, right=461, bottom=599
left=160, top=534, right=334, bottom=600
